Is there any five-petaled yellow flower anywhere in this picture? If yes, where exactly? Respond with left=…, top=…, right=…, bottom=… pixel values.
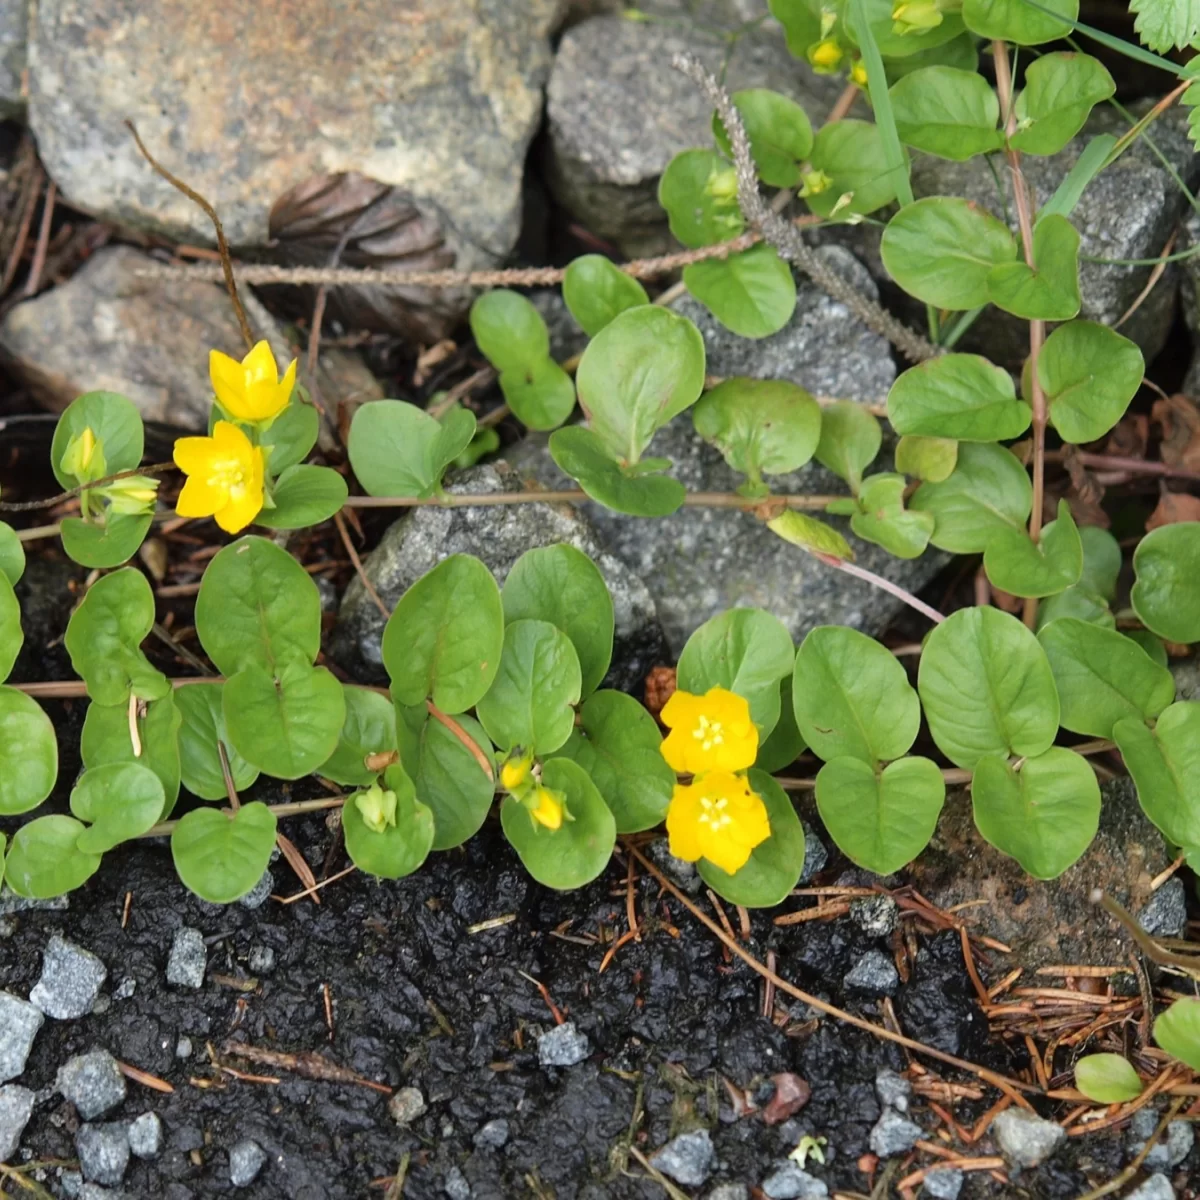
left=210, top=340, right=297, bottom=425
left=667, top=771, right=770, bottom=874
left=173, top=421, right=266, bottom=533
left=660, top=686, right=758, bottom=775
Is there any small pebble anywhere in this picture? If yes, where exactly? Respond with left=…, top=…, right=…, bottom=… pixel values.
left=79, top=1184, right=123, bottom=1200
left=761, top=1162, right=829, bottom=1200
left=0, top=993, right=44, bottom=1083
left=58, top=1170, right=83, bottom=1197
left=76, top=1123, right=130, bottom=1186
left=922, top=1166, right=963, bottom=1199
left=707, top=1186, right=750, bottom=1200
left=237, top=870, right=274, bottom=910
left=843, top=950, right=899, bottom=996
left=444, top=1165, right=471, bottom=1199
left=127, top=1112, right=163, bottom=1159
left=869, top=1109, right=924, bottom=1158
left=387, top=1087, right=427, bottom=1126
left=174, top=1037, right=193, bottom=1060
left=1125, top=1176, right=1176, bottom=1200
left=650, top=1129, right=714, bottom=1187
left=29, top=935, right=108, bottom=1019
left=57, top=1050, right=127, bottom=1121
left=850, top=896, right=897, bottom=938
left=1126, top=1106, right=1194, bottom=1168
left=166, top=928, right=206, bottom=989
left=473, top=1118, right=509, bottom=1149
left=875, top=1068, right=912, bottom=1113
left=1137, top=878, right=1187, bottom=939
left=798, top=822, right=828, bottom=884
left=647, top=839, right=704, bottom=895
left=112, top=979, right=136, bottom=1002
left=992, top=1108, right=1066, bottom=1169
left=537, top=1021, right=591, bottom=1068
left=0, top=1085, right=35, bottom=1163
left=247, top=945, right=275, bottom=974
left=0, top=888, right=68, bottom=915
left=228, top=1138, right=267, bottom=1187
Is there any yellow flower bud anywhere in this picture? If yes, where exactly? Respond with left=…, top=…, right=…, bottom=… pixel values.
left=500, top=753, right=533, bottom=793
left=850, top=59, right=869, bottom=88
left=892, top=0, right=944, bottom=34
left=99, top=475, right=160, bottom=516
left=799, top=169, right=834, bottom=198
left=355, top=782, right=398, bottom=834
left=527, top=786, right=565, bottom=831
left=60, top=426, right=106, bottom=484
left=807, top=39, right=845, bottom=74
left=705, top=166, right=739, bottom=202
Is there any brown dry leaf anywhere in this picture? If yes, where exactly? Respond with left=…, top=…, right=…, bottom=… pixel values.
left=644, top=666, right=677, bottom=716
left=1146, top=490, right=1200, bottom=531
left=1152, top=395, right=1200, bottom=471
left=1104, top=413, right=1149, bottom=460
left=761, top=1073, right=812, bottom=1125
left=1060, top=448, right=1109, bottom=528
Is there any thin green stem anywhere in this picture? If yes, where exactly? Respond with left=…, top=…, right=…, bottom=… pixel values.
left=940, top=306, right=986, bottom=350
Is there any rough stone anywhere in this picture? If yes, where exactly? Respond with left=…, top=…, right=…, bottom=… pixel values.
left=75, top=1123, right=130, bottom=1186
left=0, top=246, right=381, bottom=429
left=388, top=1087, right=427, bottom=1127
left=875, top=1068, right=911, bottom=1114
left=111, top=978, right=135, bottom=1002
left=247, top=945, right=276, bottom=975
left=1172, top=653, right=1200, bottom=702
left=707, top=1185, right=751, bottom=1200
left=228, top=1138, right=267, bottom=1188
left=444, top=1165, right=471, bottom=1200
left=0, top=1085, right=34, bottom=1163
left=0, top=888, right=68, bottom=915
left=537, top=1021, right=591, bottom=1068
left=529, top=290, right=589, bottom=363
left=472, top=1118, right=510, bottom=1149
left=869, top=1109, right=923, bottom=1158
left=0, top=992, right=43, bottom=1083
left=126, top=1112, right=163, bottom=1160
left=798, top=822, right=828, bottom=884
left=29, top=934, right=108, bottom=1019
left=78, top=1186, right=122, bottom=1200
left=0, top=0, right=24, bottom=116
left=761, top=1162, right=829, bottom=1200
left=332, top=462, right=665, bottom=690
left=237, top=870, right=274, bottom=911
left=647, top=838, right=705, bottom=895
left=173, top=1038, right=192, bottom=1061
left=1124, top=1176, right=1176, bottom=1200
left=921, top=1167, right=964, bottom=1199
left=851, top=896, right=898, bottom=939
left=908, top=778, right=1176, bottom=970
left=992, top=1108, right=1066, bottom=1169
left=1137, top=877, right=1188, bottom=939
left=1126, top=1106, right=1195, bottom=1169
left=57, top=1049, right=127, bottom=1121
left=165, top=927, right=206, bottom=990
left=843, top=950, right=899, bottom=997
left=546, top=11, right=841, bottom=255
left=650, top=1129, right=715, bottom=1187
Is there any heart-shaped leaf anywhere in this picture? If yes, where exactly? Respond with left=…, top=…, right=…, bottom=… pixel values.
left=889, top=353, right=1031, bottom=442
left=0, top=573, right=20, bottom=684
left=1114, top=701, right=1200, bottom=849
left=814, top=400, right=881, bottom=491
left=1038, top=320, right=1144, bottom=445
left=548, top=426, right=686, bottom=516
left=348, top=400, right=477, bottom=498
left=987, top=213, right=1081, bottom=320
left=889, top=66, right=1003, bottom=160
left=171, top=801, right=278, bottom=904
left=962, top=0, right=1078, bottom=44
left=319, top=686, right=398, bottom=787
left=175, top=682, right=259, bottom=801
left=850, top=473, right=936, bottom=559
left=81, top=695, right=181, bottom=818
left=804, top=120, right=901, bottom=218
left=658, top=149, right=744, bottom=247
left=713, top=89, right=814, bottom=187
left=50, top=391, right=143, bottom=491
left=469, top=290, right=551, bottom=371
left=0, top=521, right=25, bottom=586
left=409, top=709, right=495, bottom=851
left=71, top=762, right=164, bottom=854
left=342, top=762, right=434, bottom=880
left=1012, top=52, right=1115, bottom=155
left=683, top=244, right=797, bottom=339
left=3, top=815, right=101, bottom=900
left=60, top=514, right=154, bottom=570
left=1155, top=998, right=1200, bottom=1071
left=895, top=436, right=958, bottom=483
left=498, top=358, right=577, bottom=432
left=1131, top=521, right=1200, bottom=644
left=562, top=256, right=649, bottom=337
left=1074, top=1054, right=1143, bottom=1103
left=983, top=499, right=1083, bottom=598
left=255, top=464, right=347, bottom=530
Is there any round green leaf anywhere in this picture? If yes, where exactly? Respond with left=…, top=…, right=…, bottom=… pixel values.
left=71, top=762, right=164, bottom=854
left=693, top=378, right=821, bottom=487
left=850, top=473, right=935, bottom=559
left=677, top=607, right=795, bottom=738
left=1074, top=1054, right=1143, bottom=1104
left=1036, top=584, right=1114, bottom=632
left=755, top=676, right=805, bottom=772
left=0, top=573, right=20, bottom=684
left=658, top=149, right=745, bottom=248
left=195, top=536, right=322, bottom=677
left=562, top=256, right=649, bottom=337
left=683, top=244, right=797, bottom=339
left=501, top=544, right=614, bottom=697
left=889, top=353, right=1030, bottom=442
left=1038, top=320, right=1144, bottom=445
left=383, top=554, right=504, bottom=714
left=889, top=66, right=1002, bottom=160
left=814, top=399, right=881, bottom=491
left=255, top=464, right=347, bottom=530
left=0, top=686, right=57, bottom=816
left=1039, top=618, right=1175, bottom=738
left=910, top=442, right=1032, bottom=553
left=549, top=427, right=686, bottom=517
left=983, top=499, right=1083, bottom=599
left=881, top=197, right=1018, bottom=310
left=319, top=686, right=398, bottom=787
left=713, top=89, right=814, bottom=187
left=171, top=801, right=278, bottom=904
left=816, top=755, right=945, bottom=875
left=411, top=710, right=495, bottom=851
left=469, top=290, right=551, bottom=372
left=1126, top=629, right=1168, bottom=667
left=342, top=763, right=435, bottom=880
left=962, top=0, right=1077, bottom=44
left=224, top=661, right=344, bottom=780
left=65, top=568, right=169, bottom=705
left=60, top=513, right=154, bottom=571
left=50, top=391, right=144, bottom=491
left=987, top=213, right=1081, bottom=321
left=698, top=770, right=806, bottom=907
left=1155, top=998, right=1200, bottom=1071
left=4, top=815, right=101, bottom=900
left=919, top=606, right=1059, bottom=769
left=895, top=436, right=957, bottom=483
left=175, top=682, right=259, bottom=801
left=348, top=400, right=477, bottom=499
left=1114, top=701, right=1200, bottom=849
left=557, top=689, right=674, bottom=833
left=1012, top=53, right=1116, bottom=155
left=498, top=358, right=577, bottom=432
left=972, top=747, right=1100, bottom=878
left=794, top=624, right=921, bottom=765
left=500, top=757, right=616, bottom=890
left=805, top=120, right=900, bottom=218
left=575, top=305, right=706, bottom=464
left=476, top=619, right=582, bottom=756
left=81, top=694, right=182, bottom=818
left=0, top=521, right=26, bottom=586
left=259, top=397, right=319, bottom=474
left=1131, top=522, right=1200, bottom=644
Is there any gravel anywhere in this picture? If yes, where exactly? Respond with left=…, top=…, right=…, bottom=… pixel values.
left=57, top=1049, right=127, bottom=1120
left=650, top=1129, right=715, bottom=1187
left=444, top=1165, right=471, bottom=1199
left=1124, top=1176, right=1176, bottom=1200
left=799, top=822, right=828, bottom=884
left=761, top=1162, right=829, bottom=1199
left=387, top=1086, right=428, bottom=1126
left=843, top=950, right=900, bottom=996
left=76, top=1122, right=130, bottom=1185
left=165, top=927, right=206, bottom=989
left=248, top=945, right=276, bottom=974
left=537, top=1021, right=591, bottom=1068
left=869, top=1109, right=924, bottom=1158
left=472, top=1118, right=510, bottom=1149
left=992, top=1108, right=1067, bottom=1169
left=1126, top=1106, right=1195, bottom=1168
left=29, top=935, right=108, bottom=1019
left=229, top=1138, right=268, bottom=1187
left=707, top=1186, right=750, bottom=1200
left=922, top=1166, right=964, bottom=1199
left=127, top=1111, right=163, bottom=1159
left=875, top=1068, right=912, bottom=1114
left=1137, top=878, right=1188, bottom=939
left=0, top=992, right=44, bottom=1082
left=850, top=897, right=898, bottom=938
left=237, top=870, right=274, bottom=910
left=0, top=1085, right=34, bottom=1162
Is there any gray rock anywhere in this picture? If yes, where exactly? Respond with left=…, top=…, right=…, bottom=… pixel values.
left=538, top=1021, right=591, bottom=1068
left=174, top=1038, right=193, bottom=1061
left=0, top=0, right=24, bottom=116
left=166, top=928, right=206, bottom=990
left=29, top=935, right=108, bottom=1019
left=126, top=1112, right=163, bottom=1160
left=0, top=1085, right=34, bottom=1163
left=1125, top=1176, right=1177, bottom=1200
left=843, top=950, right=899, bottom=997
left=1171, top=653, right=1200, bottom=702
left=546, top=12, right=840, bottom=255
left=247, top=945, right=276, bottom=975
left=1138, top=878, right=1188, bottom=939
left=798, top=822, right=828, bottom=884
left=851, top=896, right=898, bottom=939
left=444, top=1165, right=471, bottom=1200
left=473, top=1118, right=510, bottom=1149
left=75, top=1123, right=130, bottom=1186
left=1127, top=1106, right=1194, bottom=1169
left=0, top=992, right=44, bottom=1083
left=922, top=1167, right=964, bottom=1200
left=237, top=870, right=274, bottom=911
left=229, top=1138, right=267, bottom=1188
left=111, top=978, right=135, bottom=1002
left=0, top=887, right=68, bottom=915
left=79, top=1185, right=124, bottom=1200
left=761, top=1162, right=829, bottom=1200
left=647, top=838, right=704, bottom=895
left=332, top=462, right=665, bottom=690
left=991, top=1108, right=1066, bottom=1169
left=650, top=1129, right=714, bottom=1187
left=59, top=1170, right=83, bottom=1197
left=875, top=1068, right=912, bottom=1114
left=388, top=1087, right=428, bottom=1127
left=869, top=1109, right=923, bottom=1158
left=707, top=1185, right=750, bottom=1200
left=57, top=1049, right=127, bottom=1121
left=529, top=290, right=589, bottom=363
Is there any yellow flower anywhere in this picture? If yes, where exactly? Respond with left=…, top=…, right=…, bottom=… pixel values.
left=173, top=421, right=266, bottom=533
left=210, top=340, right=297, bottom=424
left=528, top=785, right=565, bottom=831
left=799, top=169, right=833, bottom=198
left=807, top=38, right=845, bottom=74
left=666, top=771, right=770, bottom=874
left=892, top=0, right=943, bottom=34
left=660, top=686, right=758, bottom=775
left=355, top=782, right=398, bottom=834
left=501, top=752, right=533, bottom=794
left=850, top=59, right=869, bottom=88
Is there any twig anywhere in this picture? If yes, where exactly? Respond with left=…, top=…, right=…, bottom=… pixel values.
left=670, top=53, right=940, bottom=364
left=22, top=180, right=55, bottom=297
left=219, top=1040, right=391, bottom=1094
left=0, top=462, right=176, bottom=512
left=335, top=509, right=389, bottom=619
left=343, top=489, right=840, bottom=511
left=817, top=555, right=946, bottom=624
left=427, top=701, right=494, bottom=781
left=1072, top=1096, right=1186, bottom=1200
left=1, top=162, right=42, bottom=294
